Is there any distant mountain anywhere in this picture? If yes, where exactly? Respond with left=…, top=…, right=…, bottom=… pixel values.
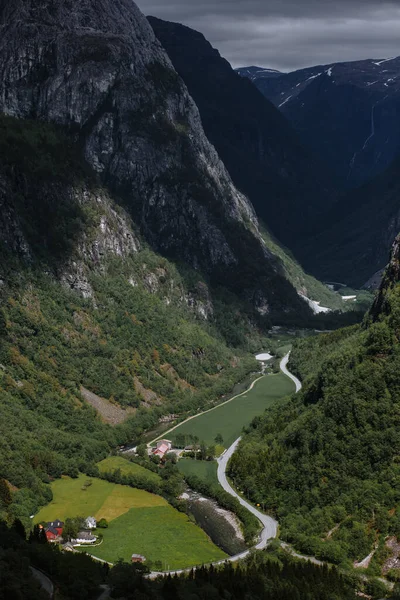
left=148, top=17, right=335, bottom=255
left=236, top=66, right=283, bottom=80
left=237, top=57, right=400, bottom=188
left=298, top=153, right=400, bottom=288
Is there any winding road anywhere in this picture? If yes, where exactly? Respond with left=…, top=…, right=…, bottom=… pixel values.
left=148, top=351, right=302, bottom=577
left=216, top=352, right=301, bottom=550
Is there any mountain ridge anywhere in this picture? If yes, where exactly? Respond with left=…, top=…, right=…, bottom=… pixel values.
left=237, top=56, right=400, bottom=188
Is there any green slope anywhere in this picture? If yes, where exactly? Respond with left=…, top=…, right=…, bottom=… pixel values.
left=230, top=241, right=400, bottom=571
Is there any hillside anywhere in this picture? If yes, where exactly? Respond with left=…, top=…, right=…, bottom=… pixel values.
left=0, top=0, right=312, bottom=318
left=230, top=236, right=400, bottom=571
left=297, top=155, right=400, bottom=287
left=0, top=0, right=333, bottom=528
left=237, top=57, right=400, bottom=189
left=148, top=17, right=335, bottom=261
left=0, top=114, right=271, bottom=527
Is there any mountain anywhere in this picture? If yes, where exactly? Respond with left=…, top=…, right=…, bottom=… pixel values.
left=237, top=57, right=400, bottom=188
left=297, top=154, right=400, bottom=288
left=230, top=236, right=400, bottom=571
left=0, top=0, right=311, bottom=319
left=147, top=17, right=335, bottom=258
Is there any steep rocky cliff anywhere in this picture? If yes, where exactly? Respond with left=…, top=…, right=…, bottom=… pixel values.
left=370, top=234, right=400, bottom=320
left=148, top=17, right=333, bottom=253
left=0, top=0, right=308, bottom=317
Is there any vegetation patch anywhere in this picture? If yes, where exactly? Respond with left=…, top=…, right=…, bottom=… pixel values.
left=34, top=475, right=166, bottom=524
left=88, top=505, right=226, bottom=570
left=97, top=456, right=162, bottom=484
left=177, top=459, right=218, bottom=485
left=168, top=373, right=295, bottom=448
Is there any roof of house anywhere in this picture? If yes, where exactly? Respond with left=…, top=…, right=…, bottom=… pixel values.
left=85, top=516, right=96, bottom=523
left=47, top=519, right=64, bottom=528
left=75, top=531, right=96, bottom=540
left=131, top=554, right=146, bottom=560
left=154, top=443, right=169, bottom=455
left=46, top=527, right=59, bottom=536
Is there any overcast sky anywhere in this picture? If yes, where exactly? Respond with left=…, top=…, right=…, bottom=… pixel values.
left=136, top=0, right=400, bottom=72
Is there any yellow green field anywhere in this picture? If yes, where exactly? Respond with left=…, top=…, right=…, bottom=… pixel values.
left=34, top=474, right=164, bottom=523
left=34, top=474, right=226, bottom=569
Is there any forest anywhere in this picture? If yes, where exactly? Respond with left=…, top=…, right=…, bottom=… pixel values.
left=0, top=517, right=371, bottom=600
left=229, top=255, right=400, bottom=571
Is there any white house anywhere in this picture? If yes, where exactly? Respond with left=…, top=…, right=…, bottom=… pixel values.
left=72, top=531, right=97, bottom=545
left=85, top=516, right=97, bottom=529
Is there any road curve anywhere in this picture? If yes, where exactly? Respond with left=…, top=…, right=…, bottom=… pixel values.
left=280, top=352, right=302, bottom=392
left=30, top=566, right=54, bottom=598
left=147, top=352, right=301, bottom=579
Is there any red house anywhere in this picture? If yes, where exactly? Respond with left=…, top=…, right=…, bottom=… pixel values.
left=44, top=519, right=64, bottom=542
left=45, top=527, right=60, bottom=541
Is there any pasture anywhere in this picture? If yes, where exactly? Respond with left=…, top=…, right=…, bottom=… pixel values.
left=177, top=459, right=218, bottom=485
left=34, top=475, right=164, bottom=523
left=91, top=505, right=226, bottom=569
left=34, top=474, right=225, bottom=569
left=97, top=456, right=161, bottom=483
left=167, top=372, right=294, bottom=448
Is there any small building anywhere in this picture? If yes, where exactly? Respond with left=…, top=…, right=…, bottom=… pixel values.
left=153, top=439, right=172, bottom=458
left=85, top=516, right=97, bottom=529
left=45, top=526, right=61, bottom=542
left=72, top=531, right=97, bottom=545
left=44, top=519, right=64, bottom=542
left=131, top=554, right=146, bottom=563
left=46, top=519, right=64, bottom=536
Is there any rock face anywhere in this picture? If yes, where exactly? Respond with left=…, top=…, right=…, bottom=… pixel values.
left=148, top=17, right=333, bottom=251
left=237, top=57, right=400, bottom=189
left=370, top=234, right=400, bottom=320
left=296, top=154, right=400, bottom=288
left=0, top=0, right=307, bottom=315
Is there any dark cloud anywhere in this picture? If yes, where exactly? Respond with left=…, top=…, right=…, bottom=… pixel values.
left=136, top=0, right=400, bottom=71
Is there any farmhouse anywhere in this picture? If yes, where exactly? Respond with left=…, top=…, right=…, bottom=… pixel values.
left=153, top=439, right=172, bottom=458
left=85, top=516, right=97, bottom=529
left=72, top=531, right=97, bottom=544
left=45, top=526, right=61, bottom=542
left=131, top=554, right=146, bottom=563
left=44, top=519, right=64, bottom=542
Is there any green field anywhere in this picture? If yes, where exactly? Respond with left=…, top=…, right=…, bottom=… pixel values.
left=34, top=475, right=165, bottom=523
left=97, top=456, right=161, bottom=483
left=34, top=474, right=226, bottom=569
left=167, top=373, right=295, bottom=448
left=177, top=459, right=218, bottom=485
left=91, top=506, right=226, bottom=569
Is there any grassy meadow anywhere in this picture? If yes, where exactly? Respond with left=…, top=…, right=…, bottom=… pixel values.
left=34, top=474, right=226, bottom=569
left=97, top=456, right=162, bottom=483
left=168, top=372, right=295, bottom=448
left=91, top=505, right=226, bottom=569
left=177, top=459, right=218, bottom=485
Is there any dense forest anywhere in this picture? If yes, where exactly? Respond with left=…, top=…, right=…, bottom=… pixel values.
left=0, top=517, right=376, bottom=600
left=230, top=238, right=400, bottom=572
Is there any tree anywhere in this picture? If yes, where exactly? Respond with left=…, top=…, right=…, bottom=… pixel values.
left=97, top=518, right=108, bottom=529
left=29, top=524, right=47, bottom=544
left=0, top=479, right=12, bottom=508
left=136, top=444, right=147, bottom=458
left=207, top=445, right=216, bottom=460
left=12, top=519, right=26, bottom=540
left=200, top=441, right=207, bottom=461
left=215, top=433, right=223, bottom=445
left=63, top=517, right=84, bottom=541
